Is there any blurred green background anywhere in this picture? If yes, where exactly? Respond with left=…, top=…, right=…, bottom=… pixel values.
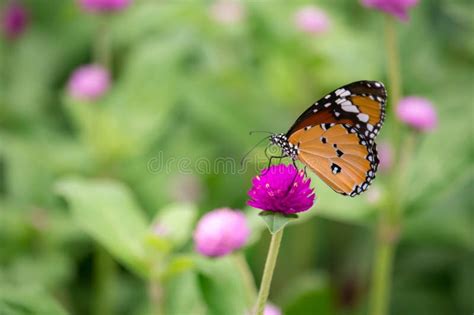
left=0, top=1, right=473, bottom=315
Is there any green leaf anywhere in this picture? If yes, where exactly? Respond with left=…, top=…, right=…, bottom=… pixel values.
left=163, top=270, right=206, bottom=315
left=55, top=177, right=149, bottom=277
left=162, top=255, right=195, bottom=280
left=196, top=256, right=248, bottom=315
left=259, top=211, right=298, bottom=234
left=0, top=286, right=69, bottom=315
left=151, top=203, right=197, bottom=248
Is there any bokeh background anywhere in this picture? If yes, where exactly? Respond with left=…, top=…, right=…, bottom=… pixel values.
left=0, top=1, right=473, bottom=315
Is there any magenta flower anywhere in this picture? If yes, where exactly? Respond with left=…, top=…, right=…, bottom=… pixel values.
left=248, top=164, right=315, bottom=215
left=67, top=64, right=110, bottom=101
left=209, top=0, right=245, bottom=24
left=294, top=5, right=331, bottom=35
left=1, top=1, right=28, bottom=40
left=361, top=0, right=419, bottom=21
left=78, top=0, right=132, bottom=13
left=378, top=141, right=393, bottom=172
left=193, top=208, right=250, bottom=257
left=396, top=96, right=438, bottom=132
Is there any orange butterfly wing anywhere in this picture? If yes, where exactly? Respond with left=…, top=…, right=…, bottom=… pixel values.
left=288, top=124, right=378, bottom=196
left=287, top=81, right=387, bottom=144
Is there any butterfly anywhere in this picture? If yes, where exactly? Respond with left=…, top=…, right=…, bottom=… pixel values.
left=269, top=80, right=387, bottom=197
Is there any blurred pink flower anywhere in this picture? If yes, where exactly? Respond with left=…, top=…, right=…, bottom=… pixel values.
left=248, top=164, right=315, bottom=214
left=377, top=142, right=393, bottom=172
left=361, top=0, right=419, bottom=21
left=193, top=208, right=250, bottom=257
left=210, top=0, right=245, bottom=24
left=67, top=64, right=110, bottom=101
left=294, top=5, right=331, bottom=35
left=79, top=0, right=132, bottom=13
left=264, top=303, right=282, bottom=315
left=1, top=1, right=28, bottom=40
left=396, top=96, right=438, bottom=132
left=246, top=303, right=282, bottom=315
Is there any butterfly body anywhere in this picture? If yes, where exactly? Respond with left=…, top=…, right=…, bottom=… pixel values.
left=270, top=80, right=387, bottom=197
left=270, top=133, right=298, bottom=159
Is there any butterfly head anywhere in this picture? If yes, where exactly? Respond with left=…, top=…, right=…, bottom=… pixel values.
left=269, top=133, right=286, bottom=146
left=270, top=133, right=299, bottom=160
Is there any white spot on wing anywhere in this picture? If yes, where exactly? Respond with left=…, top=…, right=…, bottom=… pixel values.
left=340, top=90, right=350, bottom=97
left=342, top=105, right=359, bottom=113
left=341, top=100, right=352, bottom=107
left=357, top=113, right=369, bottom=123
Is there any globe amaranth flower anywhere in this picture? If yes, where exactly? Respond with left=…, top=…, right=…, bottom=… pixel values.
left=79, top=0, right=132, bottom=13
left=264, top=303, right=282, bottom=315
left=396, top=96, right=438, bottom=132
left=361, top=0, right=419, bottom=21
left=193, top=208, right=250, bottom=257
left=1, top=1, right=28, bottom=40
left=248, top=164, right=315, bottom=215
left=210, top=0, right=245, bottom=24
left=67, top=64, right=110, bottom=101
left=294, top=5, right=331, bottom=35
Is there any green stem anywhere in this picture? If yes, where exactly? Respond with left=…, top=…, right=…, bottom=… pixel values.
left=95, top=16, right=111, bottom=69
left=149, top=279, right=164, bottom=315
left=384, top=16, right=403, bottom=152
left=369, top=220, right=396, bottom=315
left=234, top=253, right=258, bottom=308
left=384, top=16, right=402, bottom=116
left=369, top=133, right=417, bottom=315
left=93, top=246, right=115, bottom=315
left=369, top=15, right=405, bottom=315
left=255, top=229, right=284, bottom=315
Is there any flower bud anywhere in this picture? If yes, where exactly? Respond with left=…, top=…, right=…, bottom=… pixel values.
left=193, top=208, right=250, bottom=257
left=67, top=64, right=110, bottom=101
left=294, top=6, right=331, bottom=35
left=1, top=1, right=28, bottom=40
left=396, top=96, right=438, bottom=132
left=361, top=0, right=419, bottom=21
left=79, top=0, right=132, bottom=13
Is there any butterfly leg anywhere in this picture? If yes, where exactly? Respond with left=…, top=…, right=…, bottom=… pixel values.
left=282, top=159, right=300, bottom=196
left=262, top=154, right=287, bottom=175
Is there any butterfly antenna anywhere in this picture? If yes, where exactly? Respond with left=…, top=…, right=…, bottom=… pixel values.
left=240, top=136, right=270, bottom=167
left=249, top=130, right=273, bottom=136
